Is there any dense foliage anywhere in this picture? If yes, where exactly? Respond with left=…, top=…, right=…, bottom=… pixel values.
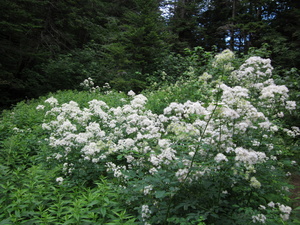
left=1, top=50, right=299, bottom=224
left=1, top=0, right=300, bottom=109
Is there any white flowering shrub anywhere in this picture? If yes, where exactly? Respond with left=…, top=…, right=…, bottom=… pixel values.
left=33, top=50, right=300, bottom=224
left=80, top=77, right=113, bottom=94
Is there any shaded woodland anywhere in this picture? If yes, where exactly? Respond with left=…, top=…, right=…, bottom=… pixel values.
left=1, top=0, right=299, bottom=109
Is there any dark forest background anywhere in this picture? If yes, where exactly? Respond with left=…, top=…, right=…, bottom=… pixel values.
left=1, top=0, right=300, bottom=109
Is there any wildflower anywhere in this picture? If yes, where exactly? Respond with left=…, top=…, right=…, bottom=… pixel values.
left=106, top=162, right=127, bottom=178
left=252, top=214, right=266, bottom=223
left=259, top=84, right=289, bottom=100
left=259, top=205, right=266, bottom=210
left=131, top=94, right=147, bottom=108
left=286, top=101, right=296, bottom=110
left=143, top=185, right=153, bottom=195
left=149, top=167, right=158, bottom=175
left=278, top=204, right=292, bottom=214
left=125, top=155, right=135, bottom=163
left=212, top=49, right=235, bottom=68
left=267, top=201, right=275, bottom=208
left=251, top=140, right=260, bottom=146
left=56, top=177, right=64, bottom=185
left=236, top=122, right=250, bottom=132
left=103, top=82, right=111, bottom=89
left=81, top=142, right=101, bottom=156
left=278, top=204, right=292, bottom=221
left=128, top=90, right=136, bottom=96
left=280, top=214, right=290, bottom=221
left=235, top=147, right=266, bottom=165
left=250, top=176, right=261, bottom=189
left=45, top=96, right=58, bottom=106
left=277, top=112, right=284, bottom=118
left=200, top=72, right=212, bottom=81
left=36, top=105, right=45, bottom=110
left=54, top=153, right=63, bottom=160
left=141, top=205, right=152, bottom=221
left=175, top=168, right=189, bottom=182
left=214, top=153, right=228, bottom=163
left=258, top=121, right=272, bottom=130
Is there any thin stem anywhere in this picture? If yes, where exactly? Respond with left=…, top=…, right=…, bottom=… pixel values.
left=183, top=89, right=222, bottom=183
left=164, top=83, right=223, bottom=224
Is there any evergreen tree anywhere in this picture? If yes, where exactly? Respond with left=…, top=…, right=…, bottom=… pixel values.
left=120, top=0, right=168, bottom=75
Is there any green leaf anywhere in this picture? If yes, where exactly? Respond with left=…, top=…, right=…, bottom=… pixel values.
left=155, top=190, right=166, bottom=198
left=100, top=207, right=107, bottom=217
left=0, top=218, right=12, bottom=225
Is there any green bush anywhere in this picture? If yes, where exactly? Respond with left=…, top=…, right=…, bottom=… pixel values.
left=1, top=49, right=299, bottom=224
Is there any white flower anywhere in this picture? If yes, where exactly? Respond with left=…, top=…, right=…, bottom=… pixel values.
left=277, top=112, right=284, bottom=118
left=258, top=121, right=272, bottom=130
left=252, top=214, right=266, bottom=223
left=286, top=101, right=296, bottom=110
left=278, top=204, right=292, bottom=214
left=106, top=162, right=127, bottom=178
left=214, top=153, right=228, bottom=163
left=175, top=168, right=189, bottom=182
left=128, top=90, right=136, bottom=96
left=259, top=205, right=266, bottom=210
left=158, top=139, right=171, bottom=148
left=131, top=94, right=147, bottom=108
left=278, top=204, right=292, bottom=221
left=280, top=214, right=290, bottom=221
left=236, top=121, right=250, bottom=132
left=54, top=153, right=63, bottom=160
left=56, top=177, right=64, bottom=185
left=291, top=160, right=297, bottom=165
left=250, top=176, right=261, bottom=189
left=125, top=155, right=135, bottom=163
left=141, top=205, right=152, bottom=220
left=81, top=142, right=101, bottom=156
left=212, top=49, right=235, bottom=68
left=230, top=56, right=273, bottom=88
left=36, top=105, right=45, bottom=110
left=251, top=140, right=260, bottom=146
left=143, top=185, right=153, bottom=195
left=259, top=84, right=289, bottom=100
left=149, top=167, right=158, bottom=175
left=103, top=82, right=110, bottom=89
left=234, top=147, right=266, bottom=165
left=267, top=201, right=275, bottom=208
left=45, top=96, right=58, bottom=106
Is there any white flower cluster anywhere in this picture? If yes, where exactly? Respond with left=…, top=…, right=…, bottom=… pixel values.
left=252, top=214, right=267, bottom=223
left=283, top=126, right=300, bottom=137
left=40, top=63, right=294, bottom=189
left=235, top=147, right=267, bottom=166
left=55, top=177, right=64, bottom=185
left=45, top=96, right=58, bottom=107
left=278, top=204, right=292, bottom=221
left=214, top=153, right=228, bottom=163
left=38, top=53, right=297, bottom=223
left=80, top=77, right=100, bottom=92
left=231, top=56, right=273, bottom=88
left=212, top=49, right=235, bottom=71
left=249, top=176, right=261, bottom=189
left=36, top=104, right=45, bottom=110
left=229, top=55, right=296, bottom=113
left=253, top=202, right=292, bottom=223
left=141, top=205, right=152, bottom=222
